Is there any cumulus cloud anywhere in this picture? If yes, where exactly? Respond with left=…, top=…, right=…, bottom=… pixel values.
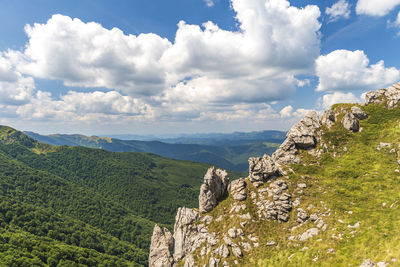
left=12, top=0, right=321, bottom=106
left=326, top=0, right=351, bottom=22
left=315, top=49, right=400, bottom=92
left=0, top=0, right=326, bottom=129
left=356, top=0, right=400, bottom=16
left=0, top=53, right=35, bottom=105
left=280, top=105, right=293, bottom=117
left=318, top=92, right=361, bottom=109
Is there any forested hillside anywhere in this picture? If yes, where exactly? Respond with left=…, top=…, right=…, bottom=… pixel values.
left=25, top=131, right=282, bottom=172
left=0, top=125, right=240, bottom=266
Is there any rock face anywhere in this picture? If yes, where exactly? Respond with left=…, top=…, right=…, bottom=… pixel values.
left=248, top=154, right=279, bottom=186
left=272, top=111, right=321, bottom=165
left=342, top=112, right=359, bottom=132
left=366, top=82, right=400, bottom=108
left=173, top=207, right=200, bottom=261
left=199, top=167, right=229, bottom=213
left=229, top=178, right=247, bottom=201
left=149, top=225, right=174, bottom=267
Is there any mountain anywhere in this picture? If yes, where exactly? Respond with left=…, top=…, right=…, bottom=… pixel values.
left=0, top=126, right=245, bottom=266
left=24, top=131, right=284, bottom=172
left=149, top=82, right=400, bottom=267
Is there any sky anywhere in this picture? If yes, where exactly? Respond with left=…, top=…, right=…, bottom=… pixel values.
left=1, top=0, right=400, bottom=135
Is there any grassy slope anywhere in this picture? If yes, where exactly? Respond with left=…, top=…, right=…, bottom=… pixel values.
left=188, top=103, right=400, bottom=266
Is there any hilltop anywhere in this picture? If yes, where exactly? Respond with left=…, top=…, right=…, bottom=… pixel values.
left=149, top=82, right=400, bottom=267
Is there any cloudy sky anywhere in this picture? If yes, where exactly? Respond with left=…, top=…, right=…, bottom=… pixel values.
left=1, top=0, right=400, bottom=135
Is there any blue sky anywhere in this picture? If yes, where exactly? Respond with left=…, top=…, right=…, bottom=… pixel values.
left=1, top=0, right=400, bottom=135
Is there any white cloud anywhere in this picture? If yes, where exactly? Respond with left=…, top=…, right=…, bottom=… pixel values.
left=326, top=0, right=351, bottom=22
left=204, top=0, right=216, bottom=7
left=318, top=92, right=361, bottom=109
left=0, top=53, right=35, bottom=105
left=16, top=90, right=151, bottom=121
left=12, top=0, right=321, bottom=106
left=315, top=49, right=400, bottom=92
left=356, top=0, right=400, bottom=16
left=280, top=105, right=293, bottom=117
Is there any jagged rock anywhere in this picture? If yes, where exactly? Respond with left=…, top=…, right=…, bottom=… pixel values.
left=173, top=208, right=200, bottom=261
left=321, top=109, right=336, bottom=129
left=297, top=208, right=309, bottom=223
left=298, top=228, right=319, bottom=241
left=241, top=242, right=251, bottom=251
left=310, top=214, right=318, bottom=222
left=184, top=254, right=195, bottom=267
left=272, top=111, right=321, bottom=165
left=366, top=82, right=400, bottom=108
left=249, top=154, right=279, bottom=185
left=149, top=225, right=174, bottom=267
left=199, top=167, right=229, bottom=213
left=228, top=228, right=237, bottom=238
left=360, top=259, right=375, bottom=267
left=209, top=256, right=220, bottom=267
left=218, top=244, right=230, bottom=258
left=202, top=215, right=213, bottom=224
left=231, top=245, right=243, bottom=258
left=351, top=106, right=368, bottom=120
left=342, top=112, right=359, bottom=132
left=223, top=236, right=233, bottom=246
left=229, top=178, right=247, bottom=201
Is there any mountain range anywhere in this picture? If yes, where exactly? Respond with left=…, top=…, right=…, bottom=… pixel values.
left=24, top=131, right=286, bottom=172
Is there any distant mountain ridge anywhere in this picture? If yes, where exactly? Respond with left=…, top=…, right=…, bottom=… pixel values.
left=25, top=130, right=286, bottom=172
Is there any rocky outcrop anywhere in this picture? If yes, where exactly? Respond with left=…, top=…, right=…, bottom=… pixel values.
left=272, top=111, right=321, bottom=165
left=248, top=154, right=279, bottom=186
left=149, top=225, right=174, bottom=267
left=351, top=106, right=368, bottom=120
left=321, top=109, right=336, bottom=129
left=173, top=208, right=200, bottom=261
left=228, top=178, right=247, bottom=201
left=366, top=82, right=400, bottom=108
left=342, top=112, right=359, bottom=132
left=199, top=167, right=229, bottom=213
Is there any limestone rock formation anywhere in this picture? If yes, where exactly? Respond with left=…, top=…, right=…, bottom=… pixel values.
left=272, top=111, right=321, bottom=165
left=366, top=82, right=400, bottom=108
left=342, top=112, right=359, bottom=132
left=351, top=106, right=368, bottom=120
left=149, top=225, right=174, bottom=267
left=248, top=154, right=279, bottom=186
left=228, top=178, right=247, bottom=201
left=173, top=207, right=200, bottom=261
left=199, top=167, right=229, bottom=213
left=321, top=109, right=336, bottom=129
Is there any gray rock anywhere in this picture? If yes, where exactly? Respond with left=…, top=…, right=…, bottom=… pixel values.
left=184, top=254, right=195, bottom=267
left=360, top=259, right=375, bottom=267
left=199, top=167, right=229, bottom=213
left=297, top=183, right=307, bottom=188
left=310, top=214, right=318, bottom=222
left=297, top=208, right=309, bottom=223
left=218, top=244, right=230, bottom=258
left=266, top=240, right=276, bottom=246
left=365, top=82, right=400, bottom=108
left=249, top=154, right=279, bottom=185
left=149, top=225, right=174, bottom=267
left=342, top=112, right=359, bottom=132
left=228, top=228, right=237, bottom=239
left=231, top=245, right=243, bottom=258
left=272, top=111, right=321, bottom=165
left=351, top=106, right=368, bottom=120
left=321, top=109, right=336, bottom=129
left=298, top=228, right=319, bottom=241
left=173, top=208, right=200, bottom=261
left=377, top=142, right=391, bottom=150
left=229, top=178, right=247, bottom=201
left=209, top=256, right=220, bottom=267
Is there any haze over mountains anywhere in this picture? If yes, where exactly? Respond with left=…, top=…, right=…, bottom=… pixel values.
left=25, top=130, right=286, bottom=172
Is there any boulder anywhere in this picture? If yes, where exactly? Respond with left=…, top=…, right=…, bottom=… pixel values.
left=321, top=109, right=336, bottom=129
left=297, top=208, right=309, bottom=223
left=228, top=178, right=247, bottom=201
left=351, top=106, right=368, bottom=120
left=365, top=82, right=400, bottom=108
left=199, top=167, right=229, bottom=213
left=272, top=111, right=321, bottom=165
left=249, top=155, right=279, bottom=185
left=298, top=228, right=319, bottom=242
left=149, top=225, right=174, bottom=267
left=342, top=112, right=359, bottom=132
